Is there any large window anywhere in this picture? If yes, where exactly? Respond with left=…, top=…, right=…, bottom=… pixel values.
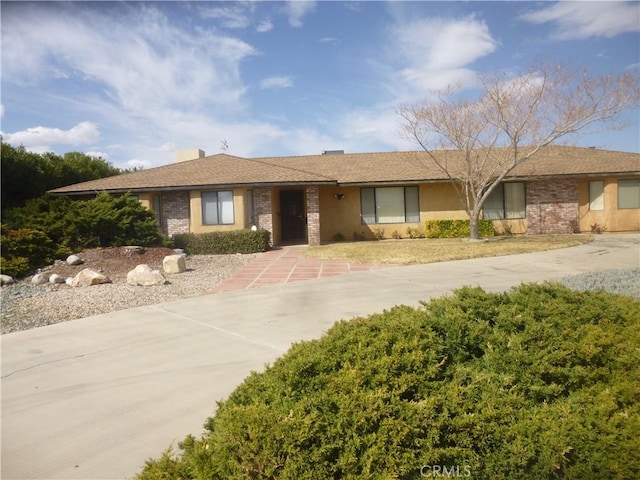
left=618, top=179, right=640, bottom=209
left=589, top=181, right=604, bottom=211
left=202, top=191, right=234, bottom=225
left=483, top=182, right=526, bottom=220
left=361, top=186, right=420, bottom=224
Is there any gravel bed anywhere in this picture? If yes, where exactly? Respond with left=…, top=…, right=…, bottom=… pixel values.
left=0, top=253, right=257, bottom=334
left=558, top=268, right=640, bottom=299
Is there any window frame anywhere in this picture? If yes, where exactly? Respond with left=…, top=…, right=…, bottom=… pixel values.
left=618, top=179, right=640, bottom=209
left=360, top=186, right=420, bottom=224
left=483, top=182, right=526, bottom=220
left=201, top=190, right=235, bottom=226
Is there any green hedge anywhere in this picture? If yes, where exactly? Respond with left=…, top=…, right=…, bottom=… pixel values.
left=172, top=229, right=271, bottom=255
left=425, top=219, right=494, bottom=238
left=136, top=284, right=640, bottom=479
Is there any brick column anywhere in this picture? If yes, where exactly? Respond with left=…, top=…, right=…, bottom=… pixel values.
left=306, top=186, right=320, bottom=245
left=526, top=179, right=579, bottom=234
left=161, top=191, right=190, bottom=236
left=254, top=187, right=273, bottom=236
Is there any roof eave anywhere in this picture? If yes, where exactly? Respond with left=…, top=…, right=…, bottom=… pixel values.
left=49, top=180, right=337, bottom=196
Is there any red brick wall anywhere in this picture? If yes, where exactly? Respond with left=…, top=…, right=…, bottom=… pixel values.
left=306, top=186, right=320, bottom=245
left=526, top=178, right=579, bottom=234
left=161, top=191, right=190, bottom=236
left=254, top=187, right=273, bottom=236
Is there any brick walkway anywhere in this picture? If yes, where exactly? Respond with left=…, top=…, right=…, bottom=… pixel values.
left=209, top=246, right=392, bottom=293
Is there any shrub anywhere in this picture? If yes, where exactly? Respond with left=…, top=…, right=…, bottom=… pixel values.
left=136, top=284, right=640, bottom=479
left=424, top=219, right=494, bottom=238
left=0, top=256, right=31, bottom=278
left=68, top=193, right=162, bottom=248
left=0, top=226, right=56, bottom=277
left=172, top=229, right=270, bottom=255
left=406, top=226, right=424, bottom=239
left=372, top=227, right=385, bottom=240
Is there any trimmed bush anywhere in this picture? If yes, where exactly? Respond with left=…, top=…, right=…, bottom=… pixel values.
left=0, top=226, right=56, bottom=277
left=172, top=229, right=271, bottom=255
left=424, top=219, right=494, bottom=238
left=136, top=284, right=640, bottom=479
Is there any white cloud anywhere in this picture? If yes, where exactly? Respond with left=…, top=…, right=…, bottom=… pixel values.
left=1, top=121, right=100, bottom=151
left=285, top=1, right=316, bottom=27
left=197, top=4, right=251, bottom=29
left=1, top=4, right=256, bottom=112
left=257, top=17, right=274, bottom=33
left=86, top=150, right=109, bottom=160
left=520, top=2, right=640, bottom=40
left=388, top=16, right=497, bottom=95
left=126, top=158, right=152, bottom=169
left=260, top=76, right=294, bottom=89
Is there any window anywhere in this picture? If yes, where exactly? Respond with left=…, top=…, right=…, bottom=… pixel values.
left=618, top=179, right=640, bottom=209
left=483, top=182, right=526, bottom=220
left=202, top=191, right=234, bottom=225
left=246, top=190, right=255, bottom=226
left=589, top=181, right=604, bottom=211
left=361, top=186, right=420, bottom=224
left=153, top=194, right=162, bottom=226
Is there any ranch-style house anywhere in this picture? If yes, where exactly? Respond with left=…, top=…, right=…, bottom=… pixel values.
left=50, top=146, right=640, bottom=245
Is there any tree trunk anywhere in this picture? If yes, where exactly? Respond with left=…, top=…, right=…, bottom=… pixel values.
left=469, top=210, right=480, bottom=240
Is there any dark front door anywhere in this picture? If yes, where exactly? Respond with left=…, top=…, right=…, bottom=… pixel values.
left=280, top=189, right=306, bottom=243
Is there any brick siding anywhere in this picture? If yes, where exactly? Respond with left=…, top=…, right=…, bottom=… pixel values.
left=305, top=186, right=320, bottom=246
left=161, top=191, right=190, bottom=236
left=254, top=187, right=273, bottom=236
left=526, top=179, right=579, bottom=234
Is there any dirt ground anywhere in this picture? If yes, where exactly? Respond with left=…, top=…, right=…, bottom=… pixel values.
left=43, top=246, right=178, bottom=282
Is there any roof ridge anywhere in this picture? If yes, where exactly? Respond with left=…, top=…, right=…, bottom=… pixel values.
left=244, top=156, right=336, bottom=182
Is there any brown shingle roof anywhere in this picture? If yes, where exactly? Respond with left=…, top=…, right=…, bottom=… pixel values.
left=50, top=146, right=639, bottom=194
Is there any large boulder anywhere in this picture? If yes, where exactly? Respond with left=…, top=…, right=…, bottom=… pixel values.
left=66, top=254, right=84, bottom=266
left=126, top=264, right=167, bottom=286
left=71, top=268, right=111, bottom=287
left=0, top=274, right=15, bottom=286
left=163, top=255, right=186, bottom=274
left=31, top=273, right=49, bottom=285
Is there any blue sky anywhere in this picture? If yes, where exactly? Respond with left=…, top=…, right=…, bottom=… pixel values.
left=1, top=1, right=639, bottom=169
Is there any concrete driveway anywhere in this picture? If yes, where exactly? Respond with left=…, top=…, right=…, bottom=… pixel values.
left=2, top=234, right=638, bottom=480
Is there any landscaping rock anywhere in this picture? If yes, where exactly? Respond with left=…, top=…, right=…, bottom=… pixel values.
left=0, top=274, right=15, bottom=286
left=173, top=248, right=185, bottom=255
left=126, top=264, right=167, bottom=286
left=49, top=274, right=66, bottom=284
left=66, top=255, right=84, bottom=266
left=65, top=277, right=74, bottom=286
left=163, top=255, right=186, bottom=274
left=31, top=274, right=49, bottom=285
left=124, top=246, right=145, bottom=255
left=71, top=268, right=111, bottom=287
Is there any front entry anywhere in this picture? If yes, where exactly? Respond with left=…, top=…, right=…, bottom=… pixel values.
left=279, top=189, right=306, bottom=243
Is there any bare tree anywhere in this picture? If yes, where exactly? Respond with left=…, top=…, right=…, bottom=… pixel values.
left=398, top=62, right=640, bottom=239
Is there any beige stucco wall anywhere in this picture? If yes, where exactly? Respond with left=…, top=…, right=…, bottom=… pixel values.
left=137, top=192, right=153, bottom=211
left=491, top=219, right=527, bottom=235
left=318, top=183, right=469, bottom=242
left=578, top=176, right=640, bottom=232
left=189, top=188, right=250, bottom=233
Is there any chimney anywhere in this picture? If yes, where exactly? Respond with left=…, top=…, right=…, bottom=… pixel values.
left=322, top=150, right=344, bottom=155
left=175, top=148, right=205, bottom=163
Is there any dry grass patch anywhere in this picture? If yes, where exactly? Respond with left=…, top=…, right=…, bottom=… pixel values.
left=305, top=234, right=594, bottom=265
